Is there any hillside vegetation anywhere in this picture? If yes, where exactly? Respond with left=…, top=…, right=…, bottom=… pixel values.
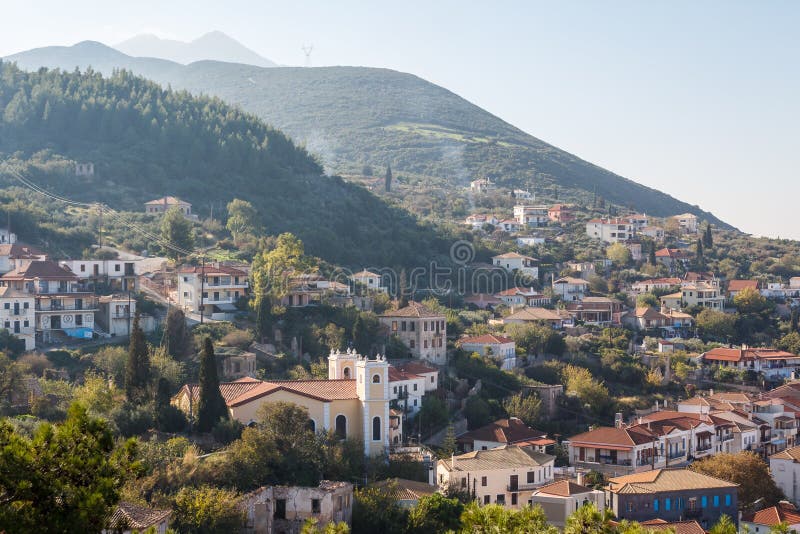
left=0, top=62, right=454, bottom=266
left=5, top=42, right=728, bottom=227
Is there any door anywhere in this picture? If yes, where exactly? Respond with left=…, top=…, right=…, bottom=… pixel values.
left=13, top=303, right=19, bottom=315
left=75, top=299, right=83, bottom=310
left=579, top=447, right=585, bottom=461
left=509, top=475, right=518, bottom=491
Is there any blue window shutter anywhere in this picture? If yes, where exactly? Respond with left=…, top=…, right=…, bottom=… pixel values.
left=653, top=499, right=659, bottom=512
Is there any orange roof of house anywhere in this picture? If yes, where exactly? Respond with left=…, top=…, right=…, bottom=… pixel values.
left=639, top=519, right=707, bottom=534
left=742, top=502, right=800, bottom=526
left=633, top=306, right=667, bottom=320
left=457, top=418, right=546, bottom=445
left=704, top=347, right=797, bottom=363
left=1, top=260, right=78, bottom=280
left=145, top=196, right=190, bottom=206
left=178, top=264, right=248, bottom=276
left=634, top=277, right=681, bottom=286
left=495, top=287, right=539, bottom=297
left=771, top=444, right=800, bottom=462
left=381, top=301, right=443, bottom=318
left=655, top=248, right=692, bottom=258
left=458, top=334, right=514, bottom=345
left=728, top=279, right=759, bottom=292
left=226, top=379, right=358, bottom=407
left=394, top=360, right=438, bottom=375
left=607, top=468, right=737, bottom=494
left=493, top=252, right=537, bottom=260
left=534, top=479, right=593, bottom=497
left=568, top=426, right=656, bottom=448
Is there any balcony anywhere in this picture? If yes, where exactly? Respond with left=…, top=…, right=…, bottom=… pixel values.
left=507, top=482, right=545, bottom=492
left=684, top=509, right=703, bottom=519
left=696, top=443, right=712, bottom=452
left=668, top=450, right=687, bottom=460
left=35, top=303, right=97, bottom=312
left=719, top=434, right=733, bottom=442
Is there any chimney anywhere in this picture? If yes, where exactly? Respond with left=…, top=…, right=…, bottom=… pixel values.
left=710, top=388, right=714, bottom=397
left=576, top=471, right=585, bottom=486
left=615, top=413, right=623, bottom=428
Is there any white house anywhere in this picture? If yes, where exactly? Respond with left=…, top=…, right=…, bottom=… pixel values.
left=671, top=213, right=699, bottom=234
left=60, top=259, right=139, bottom=292
left=492, top=252, right=539, bottom=280
left=177, top=263, right=249, bottom=319
left=386, top=360, right=439, bottom=417
left=513, top=205, right=549, bottom=227
left=351, top=270, right=387, bottom=293
left=741, top=502, right=800, bottom=534
left=552, top=277, right=590, bottom=301
left=516, top=236, right=545, bottom=247
left=530, top=480, right=605, bottom=527
left=465, top=214, right=499, bottom=230
left=458, top=334, right=516, bottom=369
left=640, top=226, right=665, bottom=241
left=496, top=219, right=521, bottom=233
left=0, top=243, right=47, bottom=274
left=144, top=196, right=195, bottom=218
left=456, top=418, right=553, bottom=453
left=494, top=287, right=549, bottom=308
left=437, top=446, right=555, bottom=508
left=470, top=179, right=494, bottom=193
left=770, top=446, right=800, bottom=508
left=0, top=287, right=35, bottom=350
left=585, top=218, right=636, bottom=243
left=0, top=227, right=17, bottom=244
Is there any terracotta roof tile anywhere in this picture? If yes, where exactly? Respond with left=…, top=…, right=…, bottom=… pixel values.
left=107, top=502, right=171, bottom=530
left=534, top=479, right=594, bottom=497
left=607, top=468, right=737, bottom=494
left=440, top=445, right=554, bottom=472
left=742, top=502, right=800, bottom=526
left=1, top=260, right=78, bottom=280
left=381, top=301, right=443, bottom=318
left=457, top=418, right=546, bottom=446
left=458, top=334, right=514, bottom=345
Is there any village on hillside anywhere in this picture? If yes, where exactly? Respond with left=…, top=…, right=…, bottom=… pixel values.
left=2, top=184, right=800, bottom=533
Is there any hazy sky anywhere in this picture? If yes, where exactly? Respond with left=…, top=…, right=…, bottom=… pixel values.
left=2, top=1, right=798, bottom=238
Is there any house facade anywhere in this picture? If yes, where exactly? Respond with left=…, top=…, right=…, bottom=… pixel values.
left=547, top=204, right=574, bottom=223
left=437, top=446, right=555, bottom=508
left=0, top=287, right=35, bottom=350
left=492, top=253, right=539, bottom=280
left=351, top=270, right=387, bottom=293
left=530, top=480, right=605, bottom=527
left=60, top=259, right=139, bottom=293
left=456, top=418, right=552, bottom=453
left=552, top=277, right=589, bottom=301
left=144, top=196, right=193, bottom=216
left=585, top=218, right=636, bottom=243
left=770, top=446, right=800, bottom=508
left=672, top=213, right=700, bottom=234
left=606, top=469, right=738, bottom=529
left=458, top=334, right=516, bottom=369
left=1, top=261, right=98, bottom=345
left=177, top=263, right=248, bottom=319
left=380, top=302, right=447, bottom=365
left=514, top=205, right=549, bottom=227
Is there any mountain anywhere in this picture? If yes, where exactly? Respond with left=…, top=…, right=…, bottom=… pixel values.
left=0, top=62, right=454, bottom=267
left=115, top=31, right=277, bottom=68
left=3, top=41, right=729, bottom=228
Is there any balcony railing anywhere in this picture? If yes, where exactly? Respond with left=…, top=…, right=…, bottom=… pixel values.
left=719, top=434, right=733, bottom=442
left=35, top=304, right=96, bottom=311
left=506, top=482, right=544, bottom=492
left=668, top=450, right=687, bottom=460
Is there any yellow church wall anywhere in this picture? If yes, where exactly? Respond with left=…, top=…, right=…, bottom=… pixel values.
left=230, top=389, right=327, bottom=427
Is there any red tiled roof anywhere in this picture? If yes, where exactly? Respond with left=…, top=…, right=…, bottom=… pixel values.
left=458, top=334, right=514, bottom=345
left=457, top=418, right=546, bottom=445
left=742, top=502, right=800, bottom=526
left=107, top=502, right=171, bottom=530
left=728, top=279, right=759, bottom=292
left=655, top=248, right=693, bottom=259
left=381, top=301, right=443, bottom=318
left=535, top=479, right=593, bottom=497
left=145, top=196, right=189, bottom=206
left=640, top=519, right=707, bottom=534
left=178, top=264, right=248, bottom=276
left=0, top=242, right=46, bottom=258
left=1, top=260, right=78, bottom=280
left=394, top=360, right=438, bottom=375
left=568, top=426, right=655, bottom=448
left=228, top=379, right=358, bottom=406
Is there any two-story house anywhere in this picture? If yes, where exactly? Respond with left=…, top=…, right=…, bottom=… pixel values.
left=350, top=270, right=387, bottom=293
left=492, top=253, right=539, bottom=281
left=0, top=287, right=35, bottom=350
left=513, top=205, right=549, bottom=227
left=458, top=334, right=516, bottom=369
left=585, top=218, right=636, bottom=243
left=1, top=261, right=98, bottom=345
left=0, top=243, right=47, bottom=274
left=606, top=469, right=738, bottom=529
left=671, top=213, right=700, bottom=234
left=493, top=287, right=549, bottom=308
left=380, top=302, right=447, bottom=365
left=177, top=263, right=249, bottom=320
left=60, top=259, right=138, bottom=293
left=386, top=360, right=438, bottom=417
left=552, top=277, right=589, bottom=301
left=547, top=204, right=574, bottom=223
left=437, top=446, right=555, bottom=508
left=456, top=418, right=553, bottom=453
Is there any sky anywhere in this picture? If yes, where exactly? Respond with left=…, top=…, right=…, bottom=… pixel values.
left=1, top=1, right=798, bottom=238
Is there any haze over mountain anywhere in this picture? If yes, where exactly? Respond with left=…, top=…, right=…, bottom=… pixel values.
left=115, top=31, right=277, bottom=68
left=4, top=40, right=729, bottom=228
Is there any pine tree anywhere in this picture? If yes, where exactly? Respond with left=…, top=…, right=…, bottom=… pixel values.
left=196, top=336, right=227, bottom=432
left=441, top=424, right=457, bottom=457
left=124, top=311, right=150, bottom=402
left=384, top=163, right=392, bottom=192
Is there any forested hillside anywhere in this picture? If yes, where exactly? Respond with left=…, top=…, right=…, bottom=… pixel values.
left=5, top=42, right=729, bottom=227
left=0, top=62, right=455, bottom=266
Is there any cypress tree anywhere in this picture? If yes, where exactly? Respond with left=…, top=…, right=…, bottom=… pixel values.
left=696, top=239, right=705, bottom=269
left=165, top=307, right=190, bottom=358
left=398, top=268, right=409, bottom=308
left=704, top=224, right=713, bottom=248
left=648, top=242, right=657, bottom=266
left=124, top=311, right=150, bottom=402
left=196, top=336, right=227, bottom=432
left=385, top=163, right=392, bottom=192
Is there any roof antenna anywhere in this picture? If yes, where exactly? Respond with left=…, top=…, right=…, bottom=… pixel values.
left=301, top=44, right=314, bottom=67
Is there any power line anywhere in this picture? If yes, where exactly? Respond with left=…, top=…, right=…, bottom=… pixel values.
left=1, top=162, right=198, bottom=257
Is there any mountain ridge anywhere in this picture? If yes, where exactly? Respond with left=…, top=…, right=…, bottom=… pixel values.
left=114, top=31, right=277, bottom=68
left=3, top=41, right=731, bottom=229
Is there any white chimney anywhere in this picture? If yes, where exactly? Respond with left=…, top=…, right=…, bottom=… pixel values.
left=577, top=471, right=585, bottom=486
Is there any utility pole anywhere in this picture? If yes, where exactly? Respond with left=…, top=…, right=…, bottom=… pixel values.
left=199, top=257, right=206, bottom=324
left=97, top=204, right=103, bottom=248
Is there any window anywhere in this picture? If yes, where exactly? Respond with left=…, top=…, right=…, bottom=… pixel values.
left=424, top=340, right=428, bottom=349
left=335, top=415, right=347, bottom=439
left=481, top=476, right=487, bottom=486
left=372, top=374, right=381, bottom=383
left=410, top=340, right=415, bottom=348
left=496, top=495, right=505, bottom=505
left=393, top=386, right=398, bottom=394
left=410, top=322, right=415, bottom=332
left=483, top=495, right=490, bottom=505
left=713, top=495, right=719, bottom=507
left=431, top=376, right=435, bottom=383
left=343, top=367, right=351, bottom=379
left=80, top=265, right=86, bottom=272
left=725, top=494, right=731, bottom=506
left=461, top=477, right=467, bottom=488
left=527, top=471, right=535, bottom=483
left=274, top=499, right=286, bottom=520
left=392, top=321, right=398, bottom=332
left=312, top=499, right=321, bottom=514
left=665, top=498, right=671, bottom=511
left=701, top=496, right=708, bottom=508
left=413, top=399, right=417, bottom=406
left=372, top=417, right=381, bottom=441
left=308, top=419, right=316, bottom=433
left=413, top=384, right=418, bottom=391
left=511, top=493, right=518, bottom=506
left=23, top=302, right=28, bottom=309
left=401, top=321, right=407, bottom=332
left=114, top=264, right=120, bottom=272
left=23, top=320, right=28, bottom=327
left=653, top=499, right=659, bottom=512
